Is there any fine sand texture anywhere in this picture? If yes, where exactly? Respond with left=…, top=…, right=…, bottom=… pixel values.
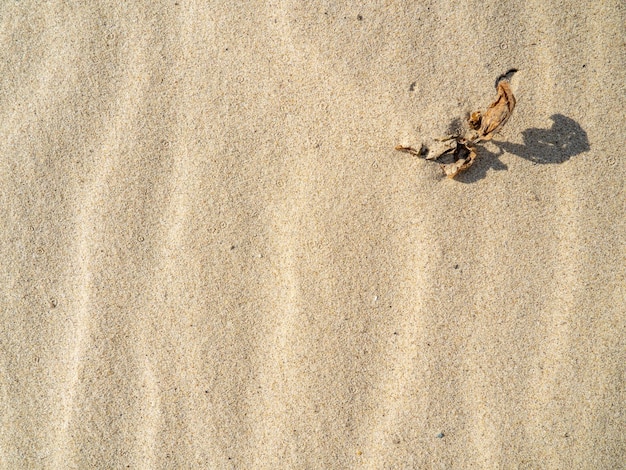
left=1, top=1, right=625, bottom=468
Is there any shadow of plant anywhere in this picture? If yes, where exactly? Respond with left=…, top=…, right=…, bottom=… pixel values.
left=495, top=114, right=590, bottom=164
left=454, top=114, right=589, bottom=183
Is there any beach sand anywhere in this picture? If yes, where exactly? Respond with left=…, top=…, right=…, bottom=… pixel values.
left=1, top=1, right=624, bottom=468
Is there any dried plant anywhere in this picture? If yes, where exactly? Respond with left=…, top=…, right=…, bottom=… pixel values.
left=397, top=72, right=517, bottom=178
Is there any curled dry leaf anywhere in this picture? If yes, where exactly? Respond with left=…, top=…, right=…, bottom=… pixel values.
left=395, top=72, right=517, bottom=179
left=427, top=139, right=457, bottom=160
left=469, top=111, right=482, bottom=130
left=394, top=144, right=423, bottom=157
left=474, top=81, right=516, bottom=142
left=440, top=142, right=477, bottom=178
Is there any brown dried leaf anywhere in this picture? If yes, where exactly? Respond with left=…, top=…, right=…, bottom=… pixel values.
left=468, top=111, right=482, bottom=130
left=427, top=139, right=456, bottom=160
left=395, top=144, right=423, bottom=157
left=395, top=72, right=516, bottom=180
left=440, top=144, right=477, bottom=178
left=476, top=81, right=516, bottom=141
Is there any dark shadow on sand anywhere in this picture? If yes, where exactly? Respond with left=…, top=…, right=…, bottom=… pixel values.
left=455, top=114, right=590, bottom=183
left=495, top=114, right=590, bottom=164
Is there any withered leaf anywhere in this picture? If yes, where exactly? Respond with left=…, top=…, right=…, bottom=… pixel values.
left=394, top=72, right=516, bottom=179
left=394, top=144, right=423, bottom=157
left=468, top=111, right=482, bottom=130
left=476, top=81, right=516, bottom=141
left=440, top=143, right=476, bottom=178
left=427, top=139, right=457, bottom=160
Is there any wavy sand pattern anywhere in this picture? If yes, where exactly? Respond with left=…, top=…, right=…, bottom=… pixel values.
left=1, top=1, right=624, bottom=468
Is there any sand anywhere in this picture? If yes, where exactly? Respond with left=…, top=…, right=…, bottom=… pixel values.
left=1, top=1, right=625, bottom=468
